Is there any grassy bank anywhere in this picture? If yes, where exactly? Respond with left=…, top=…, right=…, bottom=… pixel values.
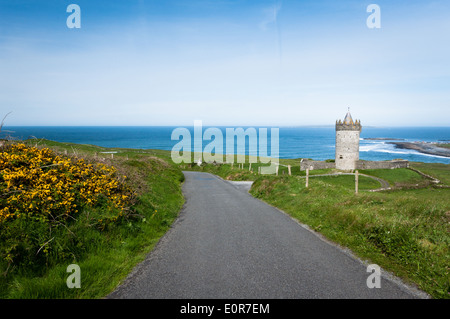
left=0, top=140, right=184, bottom=298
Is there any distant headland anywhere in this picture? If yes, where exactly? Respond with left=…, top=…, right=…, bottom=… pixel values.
left=363, top=138, right=405, bottom=141
left=388, top=141, right=450, bottom=158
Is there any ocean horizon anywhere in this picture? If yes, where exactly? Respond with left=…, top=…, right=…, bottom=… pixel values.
left=2, top=126, right=450, bottom=164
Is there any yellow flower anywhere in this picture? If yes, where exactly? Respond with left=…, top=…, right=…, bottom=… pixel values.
left=0, top=143, right=135, bottom=224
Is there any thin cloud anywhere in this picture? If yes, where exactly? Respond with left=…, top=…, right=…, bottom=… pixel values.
left=258, top=1, right=283, bottom=65
left=259, top=1, right=282, bottom=31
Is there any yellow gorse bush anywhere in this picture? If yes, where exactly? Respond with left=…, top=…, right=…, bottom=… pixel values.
left=0, top=143, right=134, bottom=224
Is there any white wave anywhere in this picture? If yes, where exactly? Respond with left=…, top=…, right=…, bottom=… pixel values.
left=360, top=141, right=450, bottom=159
left=407, top=152, right=450, bottom=160
left=359, top=144, right=384, bottom=152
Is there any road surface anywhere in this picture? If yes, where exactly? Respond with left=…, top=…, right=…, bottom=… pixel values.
left=108, top=171, right=426, bottom=299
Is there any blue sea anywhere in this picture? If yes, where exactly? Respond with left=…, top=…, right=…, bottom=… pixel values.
left=2, top=126, right=450, bottom=164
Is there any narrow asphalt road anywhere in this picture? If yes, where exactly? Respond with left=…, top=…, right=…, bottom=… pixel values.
left=108, top=171, right=425, bottom=299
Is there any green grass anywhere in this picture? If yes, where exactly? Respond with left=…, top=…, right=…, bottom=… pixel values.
left=410, top=162, right=450, bottom=186
left=309, top=174, right=382, bottom=190
left=0, top=140, right=185, bottom=298
left=359, top=168, right=427, bottom=187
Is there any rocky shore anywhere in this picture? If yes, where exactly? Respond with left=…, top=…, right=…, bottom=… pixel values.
left=388, top=141, right=450, bottom=158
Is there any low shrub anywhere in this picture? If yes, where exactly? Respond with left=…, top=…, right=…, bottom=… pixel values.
left=0, top=143, right=136, bottom=272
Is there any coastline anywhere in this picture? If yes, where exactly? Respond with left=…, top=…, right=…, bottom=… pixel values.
left=388, top=141, right=450, bottom=158
left=364, top=138, right=405, bottom=141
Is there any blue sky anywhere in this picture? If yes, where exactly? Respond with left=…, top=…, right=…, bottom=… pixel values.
left=0, top=0, right=449, bottom=126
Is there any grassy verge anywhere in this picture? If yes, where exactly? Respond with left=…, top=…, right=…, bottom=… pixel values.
left=0, top=140, right=184, bottom=298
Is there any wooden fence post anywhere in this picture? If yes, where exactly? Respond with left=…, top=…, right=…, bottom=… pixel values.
left=355, top=170, right=359, bottom=194
left=288, top=165, right=291, bottom=176
left=306, top=168, right=309, bottom=188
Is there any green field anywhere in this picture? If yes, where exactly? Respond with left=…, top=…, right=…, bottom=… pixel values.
left=410, top=162, right=450, bottom=185
left=308, top=174, right=381, bottom=190
left=359, top=168, right=428, bottom=187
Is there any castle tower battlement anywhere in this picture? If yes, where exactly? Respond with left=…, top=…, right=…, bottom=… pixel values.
left=335, top=109, right=361, bottom=170
left=335, top=111, right=362, bottom=132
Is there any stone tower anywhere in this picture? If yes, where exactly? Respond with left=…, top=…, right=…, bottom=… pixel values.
left=335, top=109, right=362, bottom=170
